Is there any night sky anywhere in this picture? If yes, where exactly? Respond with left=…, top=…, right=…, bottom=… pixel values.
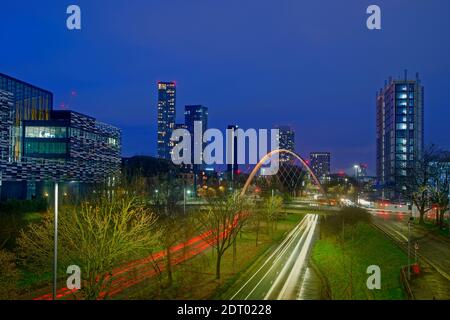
left=1, top=0, right=450, bottom=175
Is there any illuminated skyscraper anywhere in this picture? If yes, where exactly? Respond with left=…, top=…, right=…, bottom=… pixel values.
left=157, top=81, right=176, bottom=160
left=275, top=125, right=295, bottom=162
left=227, top=125, right=239, bottom=179
left=376, top=72, right=424, bottom=199
left=310, top=152, right=331, bottom=181
left=185, top=105, right=208, bottom=171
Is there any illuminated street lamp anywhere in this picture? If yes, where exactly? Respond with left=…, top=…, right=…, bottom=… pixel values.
left=353, top=164, right=359, bottom=180
left=353, top=165, right=360, bottom=204
left=53, top=182, right=59, bottom=300
left=184, top=188, right=192, bottom=215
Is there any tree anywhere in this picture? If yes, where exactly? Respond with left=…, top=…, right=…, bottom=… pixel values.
left=263, top=194, right=283, bottom=235
left=0, top=249, right=19, bottom=299
left=403, top=145, right=441, bottom=224
left=196, top=192, right=252, bottom=280
left=429, top=153, right=450, bottom=229
left=149, top=175, right=193, bottom=287
left=18, top=192, right=158, bottom=300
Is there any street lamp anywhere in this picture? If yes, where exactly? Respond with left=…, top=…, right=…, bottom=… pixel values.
left=184, top=188, right=191, bottom=215
left=353, top=165, right=359, bottom=180
left=353, top=165, right=360, bottom=204
left=53, top=182, right=59, bottom=300
left=407, top=216, right=414, bottom=280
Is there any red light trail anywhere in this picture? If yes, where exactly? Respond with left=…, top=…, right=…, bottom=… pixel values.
left=33, top=220, right=241, bottom=300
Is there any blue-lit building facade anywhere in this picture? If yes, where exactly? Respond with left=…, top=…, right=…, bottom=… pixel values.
left=376, top=72, right=424, bottom=200
left=157, top=81, right=176, bottom=160
left=275, top=125, right=295, bottom=163
left=310, top=152, right=331, bottom=183
left=0, top=73, right=121, bottom=200
left=185, top=105, right=208, bottom=172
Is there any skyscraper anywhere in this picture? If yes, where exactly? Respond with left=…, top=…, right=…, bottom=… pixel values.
left=157, top=81, right=176, bottom=160
left=185, top=105, right=208, bottom=171
left=310, top=152, right=331, bottom=181
left=275, top=125, right=295, bottom=162
left=376, top=72, right=424, bottom=199
left=227, top=125, right=239, bottom=180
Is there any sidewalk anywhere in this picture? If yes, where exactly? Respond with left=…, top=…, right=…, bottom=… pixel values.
left=409, top=262, right=450, bottom=300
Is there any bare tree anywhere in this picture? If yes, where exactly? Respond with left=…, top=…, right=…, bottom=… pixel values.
left=263, top=195, right=283, bottom=236
left=196, top=192, right=252, bottom=280
left=429, top=152, right=450, bottom=229
left=149, top=175, right=187, bottom=286
left=18, top=192, right=158, bottom=300
left=0, top=249, right=19, bottom=299
left=403, top=145, right=441, bottom=224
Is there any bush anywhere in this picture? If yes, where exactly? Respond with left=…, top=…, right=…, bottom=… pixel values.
left=0, top=249, right=20, bottom=299
left=0, top=199, right=48, bottom=215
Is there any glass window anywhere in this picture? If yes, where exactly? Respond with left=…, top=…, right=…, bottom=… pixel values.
left=396, top=107, right=407, bottom=115
left=25, top=141, right=67, bottom=155
left=396, top=85, right=408, bottom=92
left=396, top=123, right=407, bottom=130
left=25, top=126, right=67, bottom=139
left=396, top=115, right=407, bottom=123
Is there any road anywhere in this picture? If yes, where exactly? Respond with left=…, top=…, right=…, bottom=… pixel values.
left=371, top=211, right=450, bottom=299
left=227, top=214, right=319, bottom=300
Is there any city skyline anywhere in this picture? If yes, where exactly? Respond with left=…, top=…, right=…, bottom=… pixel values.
left=1, top=1, right=450, bottom=175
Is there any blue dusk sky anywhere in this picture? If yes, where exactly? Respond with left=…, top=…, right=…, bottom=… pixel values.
left=1, top=0, right=450, bottom=174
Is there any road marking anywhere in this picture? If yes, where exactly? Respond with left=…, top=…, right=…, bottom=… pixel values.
left=243, top=217, right=310, bottom=300
left=263, top=216, right=313, bottom=299
left=229, top=215, right=309, bottom=300
left=395, top=230, right=408, bottom=242
left=277, top=214, right=318, bottom=300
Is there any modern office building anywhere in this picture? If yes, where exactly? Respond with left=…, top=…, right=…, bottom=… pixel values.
left=275, top=125, right=295, bottom=162
left=157, top=81, right=176, bottom=160
left=185, top=105, right=208, bottom=171
left=310, top=152, right=331, bottom=182
left=376, top=72, right=424, bottom=199
left=0, top=73, right=53, bottom=161
left=0, top=73, right=121, bottom=200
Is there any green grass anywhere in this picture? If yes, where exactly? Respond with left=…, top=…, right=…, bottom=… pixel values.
left=119, top=210, right=306, bottom=300
left=312, top=223, right=408, bottom=300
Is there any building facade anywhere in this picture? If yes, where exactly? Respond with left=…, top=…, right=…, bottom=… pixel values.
left=310, top=152, right=331, bottom=182
left=185, top=105, right=208, bottom=171
left=0, top=74, right=121, bottom=200
left=157, top=81, right=176, bottom=160
left=226, top=125, right=239, bottom=179
left=376, top=72, right=424, bottom=199
left=0, top=73, right=53, bottom=161
left=275, top=125, right=295, bottom=162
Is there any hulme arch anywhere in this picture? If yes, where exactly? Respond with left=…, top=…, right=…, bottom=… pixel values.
left=240, top=149, right=326, bottom=197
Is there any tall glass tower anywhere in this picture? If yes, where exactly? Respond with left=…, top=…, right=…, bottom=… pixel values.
left=376, top=72, right=424, bottom=199
left=185, top=105, right=208, bottom=171
left=157, top=81, right=176, bottom=160
left=275, top=125, right=295, bottom=162
left=310, top=152, right=331, bottom=182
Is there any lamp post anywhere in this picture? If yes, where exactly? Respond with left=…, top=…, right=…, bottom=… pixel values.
left=183, top=188, right=191, bottom=215
left=353, top=165, right=360, bottom=204
left=407, top=217, right=414, bottom=280
left=53, top=182, right=59, bottom=300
